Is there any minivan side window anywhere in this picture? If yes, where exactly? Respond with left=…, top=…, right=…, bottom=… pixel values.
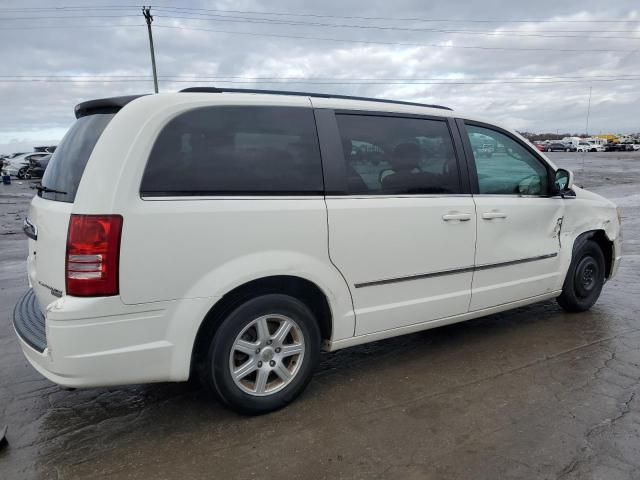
left=466, top=124, right=549, bottom=196
left=335, top=114, right=461, bottom=195
left=141, top=107, right=323, bottom=196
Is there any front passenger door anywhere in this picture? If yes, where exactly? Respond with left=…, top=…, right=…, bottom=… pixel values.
left=461, top=122, right=565, bottom=311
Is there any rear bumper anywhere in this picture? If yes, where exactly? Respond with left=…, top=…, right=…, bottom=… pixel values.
left=13, top=289, right=47, bottom=352
left=13, top=289, right=216, bottom=388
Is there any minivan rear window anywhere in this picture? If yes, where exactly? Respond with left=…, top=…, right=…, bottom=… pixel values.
left=140, top=106, right=323, bottom=196
left=40, top=113, right=114, bottom=202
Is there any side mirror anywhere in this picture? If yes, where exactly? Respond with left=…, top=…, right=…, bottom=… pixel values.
left=553, top=168, right=574, bottom=195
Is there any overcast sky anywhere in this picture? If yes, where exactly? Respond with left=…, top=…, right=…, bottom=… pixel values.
left=1, top=0, right=639, bottom=153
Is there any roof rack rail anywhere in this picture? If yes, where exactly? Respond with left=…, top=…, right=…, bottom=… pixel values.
left=179, top=87, right=452, bottom=111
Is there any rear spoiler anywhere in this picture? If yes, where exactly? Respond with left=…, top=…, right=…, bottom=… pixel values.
left=74, top=95, right=147, bottom=119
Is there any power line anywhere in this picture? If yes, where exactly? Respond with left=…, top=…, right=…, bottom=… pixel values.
left=1, top=77, right=639, bottom=85
left=1, top=8, right=637, bottom=43
left=155, top=11, right=640, bottom=34
left=0, top=5, right=139, bottom=11
left=0, top=24, right=143, bottom=30
left=0, top=15, right=139, bottom=20
left=0, top=4, right=637, bottom=24
left=2, top=73, right=640, bottom=80
left=152, top=24, right=637, bottom=53
left=3, top=15, right=637, bottom=40
left=151, top=10, right=640, bottom=40
left=3, top=10, right=637, bottom=39
left=118, top=6, right=640, bottom=24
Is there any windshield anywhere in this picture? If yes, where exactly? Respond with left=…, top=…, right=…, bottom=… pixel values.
left=40, top=113, right=114, bottom=202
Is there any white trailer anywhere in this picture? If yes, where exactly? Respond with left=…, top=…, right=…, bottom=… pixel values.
left=562, top=137, right=582, bottom=147
left=585, top=137, right=607, bottom=147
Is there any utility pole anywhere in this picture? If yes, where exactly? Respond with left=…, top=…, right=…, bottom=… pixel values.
left=585, top=86, right=592, bottom=136
left=142, top=6, right=159, bottom=93
left=581, top=85, right=593, bottom=176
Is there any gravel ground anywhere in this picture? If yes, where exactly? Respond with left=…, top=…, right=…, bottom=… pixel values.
left=1, top=152, right=639, bottom=480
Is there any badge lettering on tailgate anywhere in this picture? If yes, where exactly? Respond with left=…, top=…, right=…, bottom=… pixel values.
left=38, top=281, right=63, bottom=298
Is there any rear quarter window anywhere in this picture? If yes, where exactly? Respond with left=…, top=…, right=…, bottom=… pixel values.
left=140, top=106, right=323, bottom=196
left=40, top=113, right=115, bottom=202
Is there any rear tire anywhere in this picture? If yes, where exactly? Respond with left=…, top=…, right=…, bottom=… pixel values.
left=17, top=166, right=28, bottom=179
left=199, top=294, right=321, bottom=415
left=557, top=239, right=605, bottom=312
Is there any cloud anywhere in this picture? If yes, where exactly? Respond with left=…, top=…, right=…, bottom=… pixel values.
left=0, top=0, right=638, bottom=153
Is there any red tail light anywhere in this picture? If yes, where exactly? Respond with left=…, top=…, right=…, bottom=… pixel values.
left=66, top=215, right=123, bottom=297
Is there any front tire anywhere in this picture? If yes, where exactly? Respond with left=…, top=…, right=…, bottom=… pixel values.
left=200, top=294, right=321, bottom=415
left=557, top=239, right=605, bottom=312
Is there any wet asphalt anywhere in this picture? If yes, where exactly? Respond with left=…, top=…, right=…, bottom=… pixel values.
left=0, top=152, right=639, bottom=480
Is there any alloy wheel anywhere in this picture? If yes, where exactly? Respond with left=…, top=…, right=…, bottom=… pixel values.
left=229, top=314, right=305, bottom=396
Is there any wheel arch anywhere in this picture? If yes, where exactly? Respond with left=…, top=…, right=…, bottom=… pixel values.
left=570, top=229, right=614, bottom=278
left=190, top=275, right=334, bottom=377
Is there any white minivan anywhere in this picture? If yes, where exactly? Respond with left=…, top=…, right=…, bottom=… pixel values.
left=14, top=88, right=622, bottom=414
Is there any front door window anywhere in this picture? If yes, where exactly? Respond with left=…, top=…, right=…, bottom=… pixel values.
left=466, top=125, right=549, bottom=196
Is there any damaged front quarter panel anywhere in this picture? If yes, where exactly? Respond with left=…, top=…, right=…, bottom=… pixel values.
left=561, top=186, right=621, bottom=278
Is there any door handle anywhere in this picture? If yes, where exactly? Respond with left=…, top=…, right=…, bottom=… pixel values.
left=482, top=211, right=507, bottom=220
left=442, top=213, right=472, bottom=222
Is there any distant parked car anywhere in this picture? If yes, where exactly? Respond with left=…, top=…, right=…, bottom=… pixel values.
left=604, top=143, right=618, bottom=152
left=605, top=143, right=623, bottom=152
left=25, top=154, right=51, bottom=178
left=2, top=153, right=48, bottom=177
left=534, top=143, right=546, bottom=152
left=1, top=153, right=27, bottom=168
left=545, top=142, right=572, bottom=152
left=604, top=143, right=633, bottom=152
left=632, top=144, right=640, bottom=151
left=5, top=152, right=28, bottom=159
left=577, top=142, right=605, bottom=153
left=576, top=142, right=592, bottom=152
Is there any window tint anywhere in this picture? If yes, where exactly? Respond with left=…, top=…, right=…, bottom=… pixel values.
left=336, top=114, right=461, bottom=195
left=40, top=113, right=115, bottom=202
left=466, top=124, right=549, bottom=195
left=141, top=107, right=323, bottom=195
